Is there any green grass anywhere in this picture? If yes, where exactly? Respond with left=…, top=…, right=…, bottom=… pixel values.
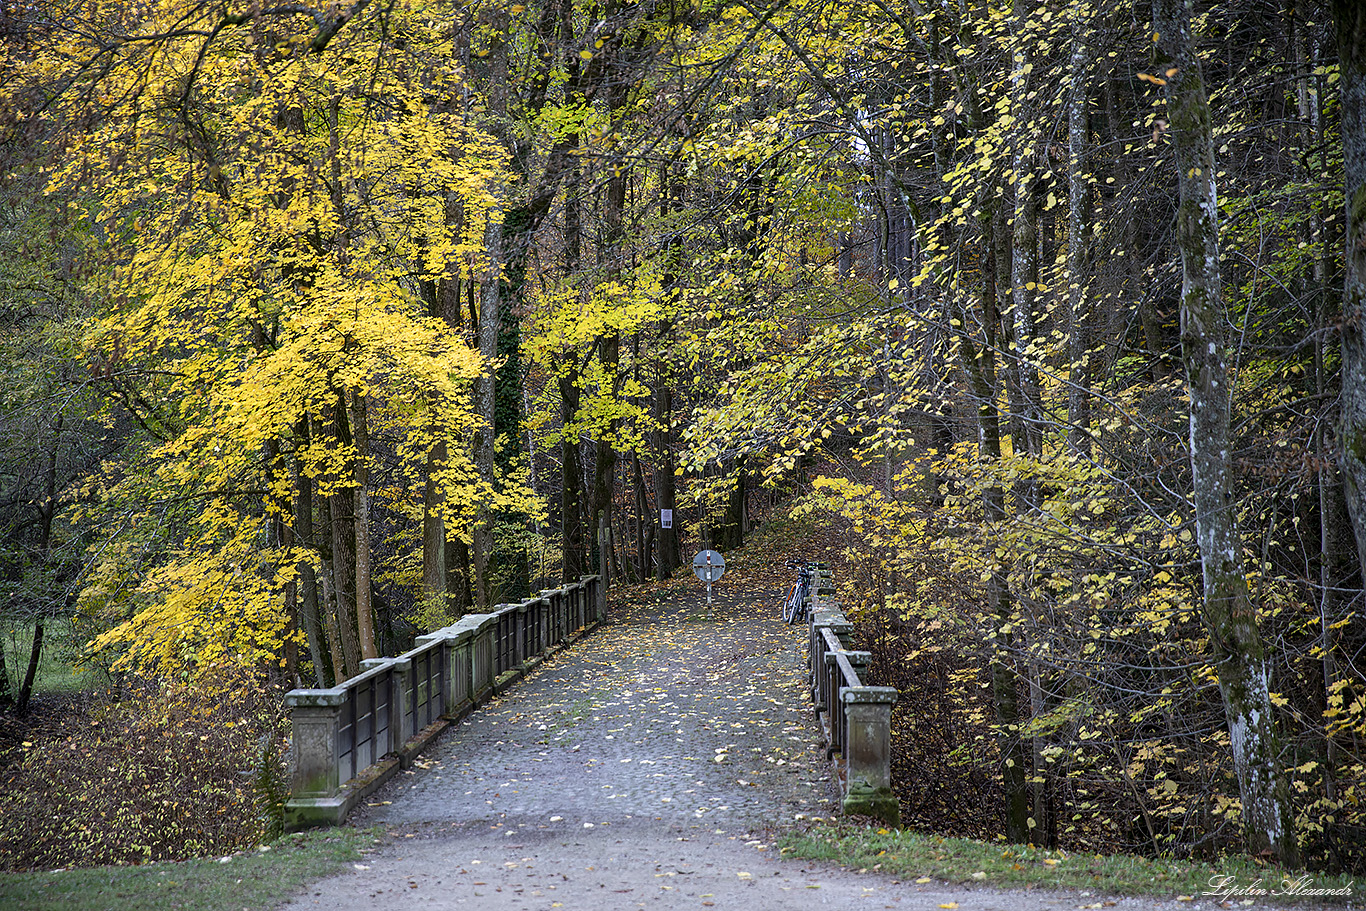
left=1, top=620, right=100, bottom=696
left=781, top=824, right=1359, bottom=904
left=0, top=829, right=375, bottom=911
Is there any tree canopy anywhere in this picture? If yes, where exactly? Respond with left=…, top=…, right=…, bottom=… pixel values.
left=1, top=0, right=1363, bottom=871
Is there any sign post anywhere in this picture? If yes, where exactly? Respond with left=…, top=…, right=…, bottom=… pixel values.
left=692, top=550, right=725, bottom=606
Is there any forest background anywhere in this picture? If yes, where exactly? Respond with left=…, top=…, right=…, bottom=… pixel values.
left=0, top=0, right=1364, bottom=877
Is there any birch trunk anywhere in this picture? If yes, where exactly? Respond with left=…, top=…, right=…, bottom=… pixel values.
left=1155, top=0, right=1299, bottom=865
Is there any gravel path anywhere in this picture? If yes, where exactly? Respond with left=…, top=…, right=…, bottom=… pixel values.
left=281, top=580, right=1206, bottom=911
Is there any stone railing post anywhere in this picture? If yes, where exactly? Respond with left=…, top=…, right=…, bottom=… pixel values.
left=448, top=623, right=476, bottom=716
left=389, top=657, right=413, bottom=748
left=283, top=688, right=346, bottom=828
left=840, top=686, right=900, bottom=827
left=462, top=613, right=496, bottom=703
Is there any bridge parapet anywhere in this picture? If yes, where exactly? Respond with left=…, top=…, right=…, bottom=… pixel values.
left=284, top=574, right=603, bottom=830
left=808, top=568, right=900, bottom=827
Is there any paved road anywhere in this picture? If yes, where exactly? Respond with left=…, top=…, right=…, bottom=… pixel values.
left=353, top=584, right=834, bottom=833
left=282, top=581, right=1198, bottom=911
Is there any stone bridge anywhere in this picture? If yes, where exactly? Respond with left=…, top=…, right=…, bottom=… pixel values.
left=283, top=568, right=898, bottom=844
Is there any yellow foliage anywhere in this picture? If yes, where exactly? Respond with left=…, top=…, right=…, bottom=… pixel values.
left=34, top=0, right=512, bottom=679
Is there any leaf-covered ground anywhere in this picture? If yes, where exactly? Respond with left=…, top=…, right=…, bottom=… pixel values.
left=347, top=570, right=837, bottom=835
left=282, top=572, right=1260, bottom=911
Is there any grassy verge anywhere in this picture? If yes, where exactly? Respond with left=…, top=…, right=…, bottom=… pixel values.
left=781, top=824, right=1358, bottom=904
left=0, top=828, right=376, bottom=911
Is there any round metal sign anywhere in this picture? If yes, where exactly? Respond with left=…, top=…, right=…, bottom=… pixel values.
left=692, top=549, right=725, bottom=583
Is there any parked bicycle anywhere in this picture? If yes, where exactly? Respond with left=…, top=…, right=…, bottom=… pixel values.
left=781, top=559, right=820, bottom=624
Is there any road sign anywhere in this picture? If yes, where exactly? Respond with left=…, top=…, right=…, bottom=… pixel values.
left=692, top=550, right=725, bottom=582
left=692, top=550, right=725, bottom=606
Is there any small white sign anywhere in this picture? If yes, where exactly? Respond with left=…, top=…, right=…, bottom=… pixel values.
left=660, top=509, right=673, bottom=529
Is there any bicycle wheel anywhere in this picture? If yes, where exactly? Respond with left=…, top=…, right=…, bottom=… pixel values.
left=782, top=584, right=798, bottom=623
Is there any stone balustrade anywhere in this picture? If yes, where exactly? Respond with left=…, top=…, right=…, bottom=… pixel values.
left=807, top=569, right=901, bottom=827
left=283, top=574, right=603, bottom=830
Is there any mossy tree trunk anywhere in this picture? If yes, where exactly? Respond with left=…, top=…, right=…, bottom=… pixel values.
left=1332, top=0, right=1366, bottom=593
left=1155, top=0, right=1299, bottom=866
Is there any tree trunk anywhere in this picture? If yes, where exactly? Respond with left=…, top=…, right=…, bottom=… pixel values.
left=293, top=417, right=329, bottom=686
left=1156, top=0, right=1299, bottom=865
left=349, top=389, right=376, bottom=660
left=446, top=537, right=474, bottom=614
left=655, top=165, right=682, bottom=580
left=633, top=449, right=650, bottom=580
left=560, top=163, right=586, bottom=583
left=1066, top=9, right=1093, bottom=454
left=1010, top=1, right=1044, bottom=473
left=1332, top=0, right=1366, bottom=596
left=18, top=413, right=63, bottom=716
left=266, top=437, right=297, bottom=680
left=319, top=557, right=347, bottom=686
left=473, top=207, right=502, bottom=611
left=327, top=399, right=361, bottom=679
left=590, top=332, right=620, bottom=559
left=0, top=626, right=11, bottom=710
left=716, top=460, right=746, bottom=550
left=947, top=204, right=1031, bottom=844
left=16, top=620, right=42, bottom=717
left=422, top=440, right=447, bottom=608
left=654, top=383, right=680, bottom=579
left=560, top=356, right=585, bottom=581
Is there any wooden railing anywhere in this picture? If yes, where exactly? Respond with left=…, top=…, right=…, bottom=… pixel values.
left=806, top=569, right=900, bottom=826
left=283, top=575, right=604, bottom=830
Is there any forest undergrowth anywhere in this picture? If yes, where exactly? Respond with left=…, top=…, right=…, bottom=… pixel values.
left=0, top=666, right=288, bottom=872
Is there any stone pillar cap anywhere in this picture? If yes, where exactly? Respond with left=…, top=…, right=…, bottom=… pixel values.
left=840, top=686, right=898, bottom=705
left=285, top=688, right=347, bottom=708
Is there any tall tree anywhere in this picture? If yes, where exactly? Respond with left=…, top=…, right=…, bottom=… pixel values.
left=1153, top=0, right=1299, bottom=866
left=1333, top=0, right=1366, bottom=582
